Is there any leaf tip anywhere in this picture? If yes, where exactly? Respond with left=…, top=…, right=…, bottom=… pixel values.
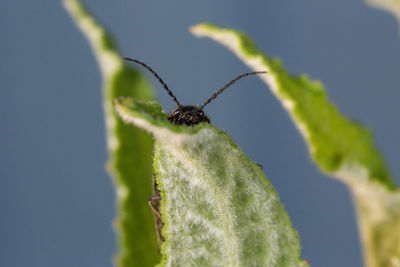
left=189, top=23, right=218, bottom=37
left=62, top=0, right=79, bottom=13
left=189, top=24, right=202, bottom=36
left=113, top=97, right=134, bottom=124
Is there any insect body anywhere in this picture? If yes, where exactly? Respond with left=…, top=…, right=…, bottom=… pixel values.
left=124, top=57, right=266, bottom=246
left=168, top=105, right=210, bottom=125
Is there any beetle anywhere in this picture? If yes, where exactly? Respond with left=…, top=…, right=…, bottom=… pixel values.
left=124, top=57, right=266, bottom=246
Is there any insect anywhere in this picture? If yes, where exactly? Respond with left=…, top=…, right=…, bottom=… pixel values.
left=124, top=57, right=266, bottom=247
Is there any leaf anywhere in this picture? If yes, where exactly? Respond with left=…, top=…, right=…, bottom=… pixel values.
left=365, top=0, right=400, bottom=27
left=114, top=98, right=309, bottom=267
left=190, top=23, right=400, bottom=267
left=190, top=23, right=393, bottom=190
left=63, top=1, right=161, bottom=266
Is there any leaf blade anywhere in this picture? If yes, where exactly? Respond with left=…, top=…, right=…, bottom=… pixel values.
left=190, top=23, right=394, bottom=189
left=190, top=23, right=400, bottom=267
left=115, top=98, right=309, bottom=267
left=63, top=1, right=160, bottom=266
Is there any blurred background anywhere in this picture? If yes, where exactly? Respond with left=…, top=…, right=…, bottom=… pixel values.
left=1, top=0, right=399, bottom=266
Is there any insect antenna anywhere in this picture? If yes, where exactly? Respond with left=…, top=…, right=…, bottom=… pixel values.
left=124, top=57, right=182, bottom=107
left=198, top=71, right=267, bottom=110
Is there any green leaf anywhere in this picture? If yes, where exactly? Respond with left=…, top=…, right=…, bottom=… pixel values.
left=190, top=23, right=400, bottom=267
left=114, top=98, right=309, bottom=267
left=190, top=23, right=393, bottom=190
left=64, top=1, right=161, bottom=266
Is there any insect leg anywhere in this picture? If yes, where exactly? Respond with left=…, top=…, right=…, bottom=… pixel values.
left=149, top=173, right=165, bottom=245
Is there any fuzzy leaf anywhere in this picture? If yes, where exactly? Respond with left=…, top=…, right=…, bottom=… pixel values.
left=115, top=98, right=309, bottom=267
left=190, top=23, right=400, bottom=267
left=64, top=1, right=161, bottom=266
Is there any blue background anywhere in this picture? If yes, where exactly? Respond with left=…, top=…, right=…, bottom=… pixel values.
left=1, top=0, right=399, bottom=266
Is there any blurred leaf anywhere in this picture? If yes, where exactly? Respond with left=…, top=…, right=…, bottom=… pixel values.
left=64, top=1, right=160, bottom=266
left=365, top=0, right=400, bottom=27
left=191, top=24, right=393, bottom=189
left=190, top=23, right=400, bottom=267
left=114, top=98, right=309, bottom=267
